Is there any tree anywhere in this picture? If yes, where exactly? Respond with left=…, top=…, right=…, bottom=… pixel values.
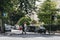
left=19, top=0, right=37, bottom=14
left=17, top=16, right=31, bottom=25
left=31, top=20, right=37, bottom=24
left=0, top=0, right=37, bottom=33
left=38, top=0, right=57, bottom=24
left=8, top=0, right=37, bottom=25
left=0, top=0, right=14, bottom=33
left=57, top=15, right=60, bottom=24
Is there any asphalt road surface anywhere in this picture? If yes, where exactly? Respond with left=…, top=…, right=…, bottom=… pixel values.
left=0, top=30, right=60, bottom=40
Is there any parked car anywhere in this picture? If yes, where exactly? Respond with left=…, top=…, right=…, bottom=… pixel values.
left=15, top=25, right=20, bottom=30
left=27, top=26, right=36, bottom=32
left=36, top=26, right=46, bottom=34
left=5, top=24, right=11, bottom=32
left=5, top=24, right=16, bottom=32
left=27, top=25, right=46, bottom=34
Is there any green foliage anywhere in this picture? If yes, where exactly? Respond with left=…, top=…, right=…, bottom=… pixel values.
left=0, top=0, right=14, bottom=12
left=0, top=0, right=37, bottom=33
left=19, top=0, right=37, bottom=14
left=57, top=15, right=60, bottom=24
left=8, top=0, right=37, bottom=25
left=0, top=0, right=37, bottom=25
left=38, top=0, right=57, bottom=24
left=18, top=16, right=31, bottom=25
left=31, top=20, right=37, bottom=24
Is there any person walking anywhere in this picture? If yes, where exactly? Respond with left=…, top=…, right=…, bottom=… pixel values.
left=22, top=22, right=27, bottom=34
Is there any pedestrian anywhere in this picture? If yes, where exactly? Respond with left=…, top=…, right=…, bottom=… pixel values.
left=22, top=22, right=27, bottom=34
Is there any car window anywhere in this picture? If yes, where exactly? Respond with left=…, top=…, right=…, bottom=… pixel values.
left=40, top=26, right=45, bottom=29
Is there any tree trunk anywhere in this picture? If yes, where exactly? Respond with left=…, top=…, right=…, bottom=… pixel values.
left=0, top=11, right=5, bottom=33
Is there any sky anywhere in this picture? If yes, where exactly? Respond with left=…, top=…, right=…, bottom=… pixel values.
left=36, top=0, right=60, bottom=8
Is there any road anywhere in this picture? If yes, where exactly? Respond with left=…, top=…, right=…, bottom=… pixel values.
left=0, top=33, right=60, bottom=40
left=0, top=30, right=60, bottom=40
left=0, top=34, right=60, bottom=40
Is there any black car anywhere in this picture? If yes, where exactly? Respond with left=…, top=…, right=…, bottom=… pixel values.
left=35, top=26, right=46, bottom=34
left=27, top=26, right=36, bottom=32
left=27, top=26, right=46, bottom=34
